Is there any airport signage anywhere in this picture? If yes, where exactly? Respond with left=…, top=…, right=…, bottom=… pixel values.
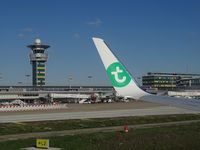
left=36, top=139, right=49, bottom=149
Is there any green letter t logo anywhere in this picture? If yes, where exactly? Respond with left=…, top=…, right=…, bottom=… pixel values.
left=107, top=62, right=131, bottom=87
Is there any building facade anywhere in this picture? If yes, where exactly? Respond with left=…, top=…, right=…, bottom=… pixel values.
left=177, top=78, right=200, bottom=90
left=142, top=72, right=200, bottom=91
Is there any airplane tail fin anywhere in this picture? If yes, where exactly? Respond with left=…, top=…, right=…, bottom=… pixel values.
left=92, top=37, right=149, bottom=99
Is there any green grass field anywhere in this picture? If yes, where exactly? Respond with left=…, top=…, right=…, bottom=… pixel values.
left=1, top=122, right=200, bottom=150
left=1, top=114, right=200, bottom=149
left=1, top=114, right=200, bottom=135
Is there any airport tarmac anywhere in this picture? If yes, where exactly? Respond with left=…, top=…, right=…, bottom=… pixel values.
left=0, top=101, right=162, bottom=115
left=0, top=101, right=198, bottom=123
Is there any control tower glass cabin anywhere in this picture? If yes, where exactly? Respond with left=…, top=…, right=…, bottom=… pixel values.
left=27, top=39, right=50, bottom=86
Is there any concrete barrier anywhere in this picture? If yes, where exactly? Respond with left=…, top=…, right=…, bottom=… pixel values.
left=0, top=104, right=68, bottom=112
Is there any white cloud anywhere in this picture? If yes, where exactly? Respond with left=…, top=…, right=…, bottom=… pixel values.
left=18, top=27, right=33, bottom=38
left=22, top=27, right=33, bottom=32
left=73, top=33, right=80, bottom=39
left=18, top=33, right=25, bottom=37
left=86, top=18, right=102, bottom=26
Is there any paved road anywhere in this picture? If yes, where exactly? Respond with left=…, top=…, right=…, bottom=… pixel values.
left=0, top=106, right=198, bottom=123
left=1, top=119, right=200, bottom=142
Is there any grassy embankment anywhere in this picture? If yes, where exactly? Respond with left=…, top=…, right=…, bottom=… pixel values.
left=1, top=114, right=200, bottom=149
left=1, top=114, right=200, bottom=135
left=1, top=121, right=200, bottom=150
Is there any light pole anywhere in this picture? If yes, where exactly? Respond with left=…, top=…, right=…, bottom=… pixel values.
left=25, top=74, right=30, bottom=86
left=137, top=77, right=141, bottom=87
left=88, top=75, right=92, bottom=86
left=17, top=81, right=23, bottom=86
left=0, top=73, right=2, bottom=85
left=0, top=73, right=2, bottom=80
left=68, top=75, right=73, bottom=89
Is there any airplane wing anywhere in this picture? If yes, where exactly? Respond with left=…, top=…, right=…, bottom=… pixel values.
left=141, top=94, right=200, bottom=111
left=92, top=37, right=200, bottom=112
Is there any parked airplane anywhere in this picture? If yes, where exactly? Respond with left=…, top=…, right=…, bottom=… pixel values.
left=92, top=37, right=200, bottom=111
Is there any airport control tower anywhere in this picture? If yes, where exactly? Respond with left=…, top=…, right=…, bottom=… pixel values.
left=27, top=39, right=50, bottom=86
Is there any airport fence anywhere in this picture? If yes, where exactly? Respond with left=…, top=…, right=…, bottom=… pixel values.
left=0, top=104, right=67, bottom=112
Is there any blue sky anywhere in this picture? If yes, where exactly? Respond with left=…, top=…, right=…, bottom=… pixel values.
left=0, top=0, right=200, bottom=86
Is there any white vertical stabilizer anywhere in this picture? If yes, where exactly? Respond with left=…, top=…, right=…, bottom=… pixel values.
left=92, top=37, right=200, bottom=112
left=92, top=37, right=149, bottom=99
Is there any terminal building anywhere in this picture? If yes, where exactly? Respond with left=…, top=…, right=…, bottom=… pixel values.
left=0, top=86, right=114, bottom=104
left=142, top=72, right=200, bottom=91
left=177, top=78, right=200, bottom=90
